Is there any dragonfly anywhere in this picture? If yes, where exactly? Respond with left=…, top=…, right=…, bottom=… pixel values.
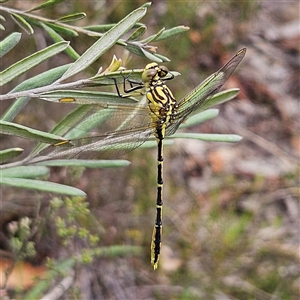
left=43, top=48, right=246, bottom=269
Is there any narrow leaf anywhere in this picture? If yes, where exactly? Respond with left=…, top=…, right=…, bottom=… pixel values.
left=151, top=52, right=171, bottom=62
left=140, top=140, right=173, bottom=149
left=84, top=24, right=116, bottom=33
left=11, top=13, right=34, bottom=35
left=179, top=109, right=219, bottom=129
left=0, top=97, right=31, bottom=122
left=141, top=2, right=152, bottom=8
left=11, top=64, right=72, bottom=93
left=125, top=44, right=165, bottom=62
left=0, top=166, right=49, bottom=178
left=0, top=41, right=69, bottom=86
left=43, top=21, right=78, bottom=37
left=27, top=0, right=65, bottom=12
left=0, top=177, right=86, bottom=196
left=2, top=64, right=71, bottom=122
left=0, top=148, right=23, bottom=163
left=39, top=90, right=137, bottom=104
left=140, top=27, right=165, bottom=43
left=36, top=159, right=131, bottom=168
left=30, top=105, right=94, bottom=156
left=60, top=6, right=147, bottom=80
left=127, top=25, right=147, bottom=41
left=0, top=32, right=22, bottom=58
left=41, top=23, right=79, bottom=60
left=140, top=47, right=163, bottom=62
left=58, top=12, right=86, bottom=23
left=84, top=23, right=147, bottom=34
left=171, top=133, right=242, bottom=142
left=198, top=88, right=240, bottom=112
left=0, top=120, right=68, bottom=144
left=143, top=25, right=190, bottom=42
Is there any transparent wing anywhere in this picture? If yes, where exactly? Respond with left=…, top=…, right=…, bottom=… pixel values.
left=40, top=103, right=157, bottom=159
left=39, top=48, right=246, bottom=159
left=166, top=48, right=246, bottom=136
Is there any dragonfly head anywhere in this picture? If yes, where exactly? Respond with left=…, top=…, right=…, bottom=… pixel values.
left=142, top=62, right=170, bottom=83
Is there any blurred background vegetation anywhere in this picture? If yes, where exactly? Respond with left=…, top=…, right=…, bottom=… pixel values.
left=0, top=0, right=299, bottom=299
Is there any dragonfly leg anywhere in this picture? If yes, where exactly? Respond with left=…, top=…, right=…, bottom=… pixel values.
left=120, top=69, right=144, bottom=93
left=109, top=70, right=144, bottom=98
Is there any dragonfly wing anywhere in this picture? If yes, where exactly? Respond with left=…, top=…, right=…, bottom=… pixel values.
left=167, top=48, right=246, bottom=136
left=40, top=104, right=155, bottom=159
left=44, top=127, right=154, bottom=159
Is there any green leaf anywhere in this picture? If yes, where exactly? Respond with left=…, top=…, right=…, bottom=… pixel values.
left=0, top=166, right=49, bottom=178
left=36, top=159, right=131, bottom=168
left=124, top=44, right=152, bottom=61
left=141, top=2, right=152, bottom=8
left=149, top=52, right=170, bottom=62
left=63, top=109, right=111, bottom=140
left=11, top=64, right=71, bottom=93
left=0, top=41, right=69, bottom=87
left=27, top=0, right=65, bottom=12
left=140, top=140, right=173, bottom=149
left=60, top=6, right=148, bottom=81
left=2, top=64, right=71, bottom=122
left=58, top=12, right=87, bottom=23
left=143, top=25, right=190, bottom=43
left=40, top=105, right=96, bottom=137
left=179, top=109, right=219, bottom=129
left=140, top=47, right=163, bottom=62
left=41, top=23, right=79, bottom=60
left=11, top=13, right=34, bottom=35
left=0, top=177, right=86, bottom=196
left=197, top=88, right=240, bottom=112
left=29, top=105, right=95, bottom=156
left=170, top=133, right=242, bottom=142
left=84, top=24, right=116, bottom=33
left=125, top=44, right=168, bottom=62
left=0, top=97, right=31, bottom=123
left=39, top=90, right=137, bottom=104
left=0, top=32, right=22, bottom=58
left=84, top=23, right=147, bottom=34
left=127, top=25, right=147, bottom=41
left=0, top=148, right=23, bottom=163
left=140, top=27, right=165, bottom=43
left=0, top=120, right=68, bottom=144
left=43, top=21, right=78, bottom=37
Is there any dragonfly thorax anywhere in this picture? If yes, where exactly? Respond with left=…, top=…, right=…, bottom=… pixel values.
left=142, top=62, right=178, bottom=130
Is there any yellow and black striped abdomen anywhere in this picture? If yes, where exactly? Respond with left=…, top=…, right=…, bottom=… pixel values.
left=142, top=63, right=178, bottom=269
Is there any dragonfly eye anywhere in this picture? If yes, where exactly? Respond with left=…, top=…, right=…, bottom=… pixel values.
left=142, top=68, right=159, bottom=82
left=158, top=66, right=169, bottom=78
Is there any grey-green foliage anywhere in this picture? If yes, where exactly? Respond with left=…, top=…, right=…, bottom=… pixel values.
left=0, top=1, right=191, bottom=195
left=0, top=1, right=240, bottom=196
